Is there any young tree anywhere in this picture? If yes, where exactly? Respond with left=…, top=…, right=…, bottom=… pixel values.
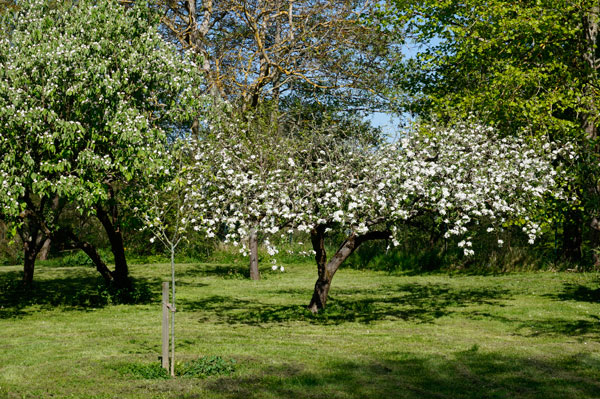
left=0, top=0, right=202, bottom=286
left=136, top=141, right=198, bottom=376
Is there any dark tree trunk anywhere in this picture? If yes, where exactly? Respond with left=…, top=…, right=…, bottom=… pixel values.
left=249, top=229, right=260, bottom=280
left=307, top=227, right=390, bottom=313
left=18, top=212, right=46, bottom=286
left=591, top=217, right=600, bottom=267
left=22, top=242, right=38, bottom=286
left=17, top=194, right=62, bottom=286
left=60, top=228, right=115, bottom=284
left=95, top=205, right=130, bottom=289
left=308, top=225, right=330, bottom=312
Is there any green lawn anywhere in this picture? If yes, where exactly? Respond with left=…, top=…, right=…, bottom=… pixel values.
left=0, top=261, right=599, bottom=398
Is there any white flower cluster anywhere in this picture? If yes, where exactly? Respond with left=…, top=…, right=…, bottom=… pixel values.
left=181, top=121, right=571, bottom=257
left=0, top=0, right=202, bottom=222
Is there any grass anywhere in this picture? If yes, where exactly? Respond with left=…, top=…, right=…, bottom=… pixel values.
left=0, top=260, right=599, bottom=398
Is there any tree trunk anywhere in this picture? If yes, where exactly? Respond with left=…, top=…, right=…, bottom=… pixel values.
left=95, top=205, right=130, bottom=289
left=22, top=242, right=37, bottom=286
left=591, top=217, right=600, bottom=267
left=309, top=276, right=332, bottom=313
left=307, top=227, right=391, bottom=313
left=80, top=241, right=115, bottom=284
left=18, top=216, right=45, bottom=286
left=249, top=229, right=260, bottom=280
left=60, top=228, right=115, bottom=284
left=38, top=238, right=51, bottom=261
left=57, top=228, right=115, bottom=284
left=581, top=5, right=600, bottom=263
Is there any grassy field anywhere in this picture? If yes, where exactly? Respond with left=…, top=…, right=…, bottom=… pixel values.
left=0, top=260, right=599, bottom=399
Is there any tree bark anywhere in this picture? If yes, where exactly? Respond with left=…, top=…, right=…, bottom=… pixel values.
left=249, top=229, right=260, bottom=280
left=308, top=225, right=329, bottom=312
left=22, top=241, right=38, bottom=286
left=95, top=205, right=130, bottom=289
left=38, top=237, right=51, bottom=261
left=60, top=228, right=115, bottom=284
left=591, top=217, right=600, bottom=267
left=18, top=210, right=46, bottom=286
left=307, top=227, right=390, bottom=313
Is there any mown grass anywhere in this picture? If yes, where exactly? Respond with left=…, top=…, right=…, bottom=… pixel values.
left=0, top=260, right=599, bottom=398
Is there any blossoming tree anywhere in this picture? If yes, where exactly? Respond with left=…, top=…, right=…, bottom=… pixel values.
left=0, top=0, right=201, bottom=286
left=188, top=122, right=571, bottom=312
left=185, top=110, right=299, bottom=279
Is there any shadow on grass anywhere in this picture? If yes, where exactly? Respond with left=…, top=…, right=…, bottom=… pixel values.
left=0, top=269, right=161, bottom=318
left=181, top=283, right=511, bottom=325
left=516, top=315, right=600, bottom=339
left=180, top=264, right=251, bottom=279
left=467, top=311, right=600, bottom=339
left=554, top=282, right=600, bottom=303
left=202, top=350, right=600, bottom=399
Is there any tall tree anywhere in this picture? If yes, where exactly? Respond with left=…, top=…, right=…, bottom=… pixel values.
left=154, top=0, right=398, bottom=278
left=159, top=0, right=395, bottom=110
left=386, top=0, right=600, bottom=264
left=0, top=0, right=202, bottom=286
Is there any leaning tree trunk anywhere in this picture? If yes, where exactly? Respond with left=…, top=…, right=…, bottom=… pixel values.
left=60, top=228, right=115, bottom=284
left=307, top=226, right=390, bottom=313
left=248, top=229, right=260, bottom=280
left=38, top=238, right=51, bottom=261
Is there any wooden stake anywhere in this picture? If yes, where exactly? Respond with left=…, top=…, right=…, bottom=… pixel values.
left=161, top=282, right=169, bottom=371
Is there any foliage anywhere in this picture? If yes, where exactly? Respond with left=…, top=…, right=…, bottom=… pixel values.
left=180, top=117, right=572, bottom=309
left=386, top=0, right=596, bottom=135
left=384, top=0, right=600, bottom=262
left=0, top=0, right=202, bottom=283
left=0, top=0, right=199, bottom=218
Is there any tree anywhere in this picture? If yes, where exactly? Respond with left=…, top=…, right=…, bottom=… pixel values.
left=186, top=106, right=300, bottom=279
left=188, top=121, right=570, bottom=312
left=0, top=0, right=202, bottom=286
left=158, top=0, right=396, bottom=112
left=385, top=0, right=600, bottom=264
left=154, top=0, right=399, bottom=279
left=136, top=140, right=198, bottom=376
